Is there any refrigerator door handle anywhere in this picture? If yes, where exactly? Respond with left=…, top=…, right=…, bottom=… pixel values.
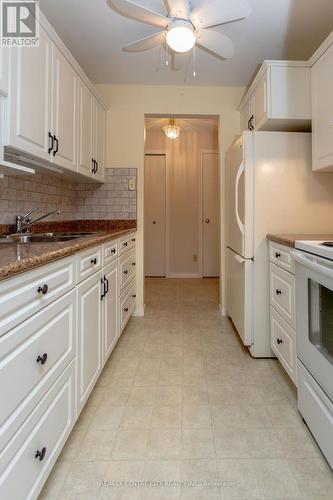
left=235, top=162, right=245, bottom=236
left=234, top=254, right=245, bottom=264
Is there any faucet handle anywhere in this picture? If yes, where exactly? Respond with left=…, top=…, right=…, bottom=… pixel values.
left=21, top=208, right=40, bottom=220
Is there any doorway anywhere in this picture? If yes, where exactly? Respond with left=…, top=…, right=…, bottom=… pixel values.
left=144, top=116, right=219, bottom=279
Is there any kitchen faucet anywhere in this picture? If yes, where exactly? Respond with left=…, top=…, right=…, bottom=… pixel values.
left=15, top=208, right=61, bottom=233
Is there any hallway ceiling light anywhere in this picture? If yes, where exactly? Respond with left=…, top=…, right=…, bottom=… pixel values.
left=166, top=20, right=196, bottom=54
left=163, top=118, right=180, bottom=140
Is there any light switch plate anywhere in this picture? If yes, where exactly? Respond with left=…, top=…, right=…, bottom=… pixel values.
left=128, top=178, right=136, bottom=191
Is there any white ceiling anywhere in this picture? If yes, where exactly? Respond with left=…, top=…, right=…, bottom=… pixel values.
left=40, top=0, right=333, bottom=86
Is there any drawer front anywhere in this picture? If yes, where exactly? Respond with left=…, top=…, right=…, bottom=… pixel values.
left=119, top=249, right=136, bottom=294
left=270, top=263, right=296, bottom=328
left=0, top=256, right=75, bottom=337
left=76, top=245, right=102, bottom=283
left=0, top=361, right=75, bottom=500
left=269, top=241, right=295, bottom=274
left=120, top=279, right=136, bottom=333
left=103, top=240, right=118, bottom=265
left=118, top=233, right=136, bottom=255
left=270, top=307, right=296, bottom=384
left=0, top=291, right=75, bottom=452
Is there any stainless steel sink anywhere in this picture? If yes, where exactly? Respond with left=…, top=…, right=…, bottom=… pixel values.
left=0, top=232, right=101, bottom=244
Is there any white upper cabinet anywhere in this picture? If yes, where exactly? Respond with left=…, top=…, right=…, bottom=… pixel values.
left=94, top=98, right=106, bottom=181
left=52, top=46, right=78, bottom=172
left=78, top=80, right=94, bottom=177
left=240, top=62, right=311, bottom=132
left=311, top=39, right=333, bottom=171
left=7, top=25, right=52, bottom=161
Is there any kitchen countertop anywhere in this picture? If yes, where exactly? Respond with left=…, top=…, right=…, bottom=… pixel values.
left=0, top=226, right=136, bottom=282
left=267, top=234, right=333, bottom=247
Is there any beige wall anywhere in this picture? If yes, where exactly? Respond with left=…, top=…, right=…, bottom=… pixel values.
left=145, top=118, right=218, bottom=277
left=96, top=84, right=245, bottom=313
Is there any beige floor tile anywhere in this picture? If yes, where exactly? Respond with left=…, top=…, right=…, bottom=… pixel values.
left=156, top=386, right=182, bottom=405
left=253, top=459, right=301, bottom=498
left=59, top=461, right=108, bottom=499
left=159, top=369, right=183, bottom=386
left=214, top=429, right=249, bottom=459
left=39, top=461, right=71, bottom=499
left=245, top=429, right=285, bottom=459
left=181, top=459, right=220, bottom=499
left=75, top=405, right=98, bottom=430
left=58, top=429, right=87, bottom=462
left=207, top=385, right=237, bottom=405
left=89, top=406, right=125, bottom=430
left=276, top=427, right=321, bottom=459
left=112, top=430, right=149, bottom=460
left=140, top=460, right=181, bottom=499
left=152, top=405, right=182, bottom=429
left=182, top=405, right=212, bottom=428
left=266, top=403, right=303, bottom=429
left=99, top=460, right=144, bottom=500
left=182, top=429, right=216, bottom=459
left=146, top=429, right=181, bottom=459
left=76, top=430, right=117, bottom=462
left=211, top=405, right=242, bottom=429
left=128, top=387, right=157, bottom=405
left=183, top=386, right=209, bottom=405
left=239, top=405, right=273, bottom=429
left=288, top=458, right=333, bottom=498
left=218, top=459, right=260, bottom=499
left=102, top=386, right=131, bottom=406
left=120, top=406, right=153, bottom=429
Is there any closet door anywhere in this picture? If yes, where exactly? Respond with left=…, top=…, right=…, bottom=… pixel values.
left=144, top=154, right=166, bottom=277
left=202, top=152, right=219, bottom=277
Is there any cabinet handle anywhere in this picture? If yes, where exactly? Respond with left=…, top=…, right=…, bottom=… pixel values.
left=53, top=136, right=59, bottom=156
left=124, top=307, right=129, bottom=312
left=95, top=161, right=98, bottom=173
left=132, top=262, right=136, bottom=266
left=91, top=257, right=97, bottom=265
left=276, top=289, right=282, bottom=295
left=91, top=159, right=95, bottom=174
left=132, top=294, right=136, bottom=298
left=132, top=238, right=136, bottom=242
left=277, top=338, right=283, bottom=345
left=104, top=276, right=109, bottom=294
left=111, top=248, right=116, bottom=254
left=37, top=284, right=48, bottom=295
left=275, top=252, right=281, bottom=258
left=36, top=353, right=48, bottom=365
left=48, top=132, right=54, bottom=154
left=123, top=242, right=128, bottom=247
left=124, top=270, right=128, bottom=275
left=248, top=115, right=254, bottom=131
left=35, top=447, right=47, bottom=461
left=101, top=277, right=105, bottom=300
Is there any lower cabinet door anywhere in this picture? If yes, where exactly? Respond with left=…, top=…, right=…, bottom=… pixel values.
left=102, top=261, right=118, bottom=365
left=271, top=307, right=297, bottom=384
left=119, top=279, right=136, bottom=334
left=0, top=360, right=75, bottom=500
left=76, top=271, right=102, bottom=415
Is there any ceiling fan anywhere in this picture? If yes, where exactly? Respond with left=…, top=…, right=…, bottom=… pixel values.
left=108, top=0, right=251, bottom=62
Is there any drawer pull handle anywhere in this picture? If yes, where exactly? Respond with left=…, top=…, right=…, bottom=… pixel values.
left=91, top=257, right=97, bottom=265
left=275, top=252, right=281, bottom=258
left=35, top=447, right=47, bottom=461
left=132, top=262, right=136, bottom=266
left=132, top=238, right=136, bottom=242
left=277, top=338, right=283, bottom=345
left=36, top=353, right=48, bottom=365
left=132, top=294, right=136, bottom=298
left=111, top=249, right=116, bottom=254
left=124, top=307, right=129, bottom=312
left=123, top=242, right=128, bottom=247
left=276, top=289, right=282, bottom=295
left=101, top=277, right=106, bottom=300
left=37, top=284, right=48, bottom=295
left=124, top=270, right=128, bottom=275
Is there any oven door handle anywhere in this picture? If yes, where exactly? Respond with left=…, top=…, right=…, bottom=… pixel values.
left=292, top=250, right=333, bottom=279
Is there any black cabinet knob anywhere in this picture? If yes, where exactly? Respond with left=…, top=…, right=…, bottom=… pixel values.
left=91, top=257, right=97, bottom=265
left=132, top=238, right=136, bottom=242
left=277, top=338, right=283, bottom=345
left=276, top=289, right=282, bottom=295
left=37, top=353, right=48, bottom=365
left=124, top=242, right=128, bottom=247
left=35, top=447, right=47, bottom=461
left=111, top=249, right=116, bottom=254
left=132, top=262, right=136, bottom=266
left=38, top=284, right=48, bottom=295
left=275, top=252, right=281, bottom=258
left=124, top=270, right=128, bottom=274
left=124, top=307, right=129, bottom=312
left=132, top=294, right=136, bottom=298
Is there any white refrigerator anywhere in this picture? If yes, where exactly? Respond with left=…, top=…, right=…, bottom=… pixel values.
left=226, top=131, right=333, bottom=357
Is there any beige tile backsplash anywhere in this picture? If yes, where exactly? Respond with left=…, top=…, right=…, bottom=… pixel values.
left=0, top=168, right=137, bottom=224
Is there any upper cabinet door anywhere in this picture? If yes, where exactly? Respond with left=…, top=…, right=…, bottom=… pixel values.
left=78, top=80, right=94, bottom=177
left=7, top=26, right=52, bottom=160
left=312, top=44, right=333, bottom=171
left=94, top=99, right=106, bottom=180
left=52, top=47, right=78, bottom=171
left=253, top=72, right=268, bottom=131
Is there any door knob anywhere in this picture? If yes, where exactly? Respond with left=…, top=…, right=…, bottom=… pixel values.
left=153, top=221, right=156, bottom=224
left=205, top=219, right=210, bottom=224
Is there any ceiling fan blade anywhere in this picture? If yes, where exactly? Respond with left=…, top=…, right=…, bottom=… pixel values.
left=123, top=32, right=165, bottom=52
left=164, top=0, right=190, bottom=18
left=196, top=29, right=234, bottom=60
left=191, top=0, right=251, bottom=29
left=108, top=0, right=169, bottom=28
left=171, top=51, right=190, bottom=70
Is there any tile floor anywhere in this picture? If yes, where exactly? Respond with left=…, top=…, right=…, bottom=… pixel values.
left=40, top=278, right=333, bottom=500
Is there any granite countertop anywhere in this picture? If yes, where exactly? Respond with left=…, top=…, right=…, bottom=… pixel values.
left=0, top=220, right=136, bottom=281
left=267, top=234, right=333, bottom=248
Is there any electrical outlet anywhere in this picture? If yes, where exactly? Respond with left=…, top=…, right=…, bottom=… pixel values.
left=193, top=254, right=198, bottom=262
left=128, top=178, right=136, bottom=191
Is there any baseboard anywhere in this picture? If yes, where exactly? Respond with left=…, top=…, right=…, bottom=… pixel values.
left=133, top=305, right=145, bottom=317
left=167, top=273, right=201, bottom=279
left=219, top=304, right=227, bottom=316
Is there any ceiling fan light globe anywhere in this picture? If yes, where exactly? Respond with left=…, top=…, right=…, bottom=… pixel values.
left=166, top=22, right=196, bottom=53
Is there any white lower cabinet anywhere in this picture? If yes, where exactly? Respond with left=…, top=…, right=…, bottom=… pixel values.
left=0, top=232, right=136, bottom=499
left=76, top=270, right=103, bottom=414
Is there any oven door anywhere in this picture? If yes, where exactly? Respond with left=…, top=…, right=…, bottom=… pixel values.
left=293, top=250, right=333, bottom=401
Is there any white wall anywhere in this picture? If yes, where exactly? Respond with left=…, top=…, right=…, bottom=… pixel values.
left=145, top=118, right=218, bottom=277
left=96, top=84, right=244, bottom=314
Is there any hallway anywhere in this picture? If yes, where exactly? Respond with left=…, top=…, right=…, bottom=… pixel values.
left=40, top=279, right=333, bottom=499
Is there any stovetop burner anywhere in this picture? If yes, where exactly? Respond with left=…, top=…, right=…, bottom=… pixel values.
left=320, top=242, right=333, bottom=247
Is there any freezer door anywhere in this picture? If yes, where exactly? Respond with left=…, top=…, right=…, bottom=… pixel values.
left=226, top=133, right=254, bottom=258
left=227, top=247, right=253, bottom=346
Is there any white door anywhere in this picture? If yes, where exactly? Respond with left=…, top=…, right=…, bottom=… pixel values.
left=145, top=154, right=166, bottom=277
left=7, top=26, right=52, bottom=160
left=202, top=152, right=219, bottom=277
left=77, top=271, right=102, bottom=414
left=52, top=46, right=78, bottom=171
left=102, top=261, right=118, bottom=364
left=78, top=80, right=94, bottom=177
left=94, top=99, right=106, bottom=180
left=227, top=247, right=253, bottom=346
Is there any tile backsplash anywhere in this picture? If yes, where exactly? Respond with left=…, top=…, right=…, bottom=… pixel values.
left=0, top=168, right=137, bottom=224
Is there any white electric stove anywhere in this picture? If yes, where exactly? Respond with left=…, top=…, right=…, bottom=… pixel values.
left=295, top=240, right=333, bottom=260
